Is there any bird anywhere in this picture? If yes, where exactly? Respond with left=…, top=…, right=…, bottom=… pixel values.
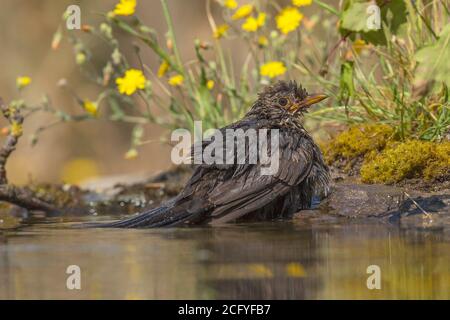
left=90, top=81, right=330, bottom=228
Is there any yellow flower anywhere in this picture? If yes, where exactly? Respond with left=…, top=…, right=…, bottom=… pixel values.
left=260, top=61, right=287, bottom=78
left=352, top=39, right=367, bottom=55
left=276, top=7, right=303, bottom=34
left=168, top=74, right=184, bottom=86
left=242, top=12, right=266, bottom=32
left=223, top=0, right=237, bottom=9
left=292, top=0, right=312, bottom=7
left=83, top=100, right=98, bottom=116
left=214, top=24, right=229, bottom=39
left=124, top=148, right=138, bottom=160
left=116, top=69, right=147, bottom=95
left=258, top=35, right=269, bottom=47
left=232, top=4, right=253, bottom=20
left=206, top=80, right=215, bottom=90
left=113, top=0, right=136, bottom=16
left=257, top=12, right=267, bottom=26
left=158, top=60, right=169, bottom=78
left=11, top=121, right=23, bottom=137
left=16, top=76, right=31, bottom=89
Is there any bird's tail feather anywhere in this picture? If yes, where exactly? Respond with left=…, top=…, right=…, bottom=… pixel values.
left=80, top=199, right=193, bottom=228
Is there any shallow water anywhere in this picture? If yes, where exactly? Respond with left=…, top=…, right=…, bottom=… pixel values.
left=0, top=217, right=449, bottom=299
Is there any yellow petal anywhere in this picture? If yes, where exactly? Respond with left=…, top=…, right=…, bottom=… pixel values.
left=242, top=17, right=258, bottom=32
left=113, top=0, right=136, bottom=16
left=116, top=68, right=147, bottom=95
left=16, top=76, right=32, bottom=89
left=83, top=100, right=98, bottom=116
left=214, top=24, right=229, bottom=39
left=258, top=36, right=269, bottom=47
left=292, top=0, right=312, bottom=7
left=206, top=80, right=215, bottom=90
left=232, top=4, right=253, bottom=20
left=168, top=74, right=184, bottom=86
left=276, top=7, right=303, bottom=34
left=260, top=61, right=287, bottom=78
left=158, top=60, right=170, bottom=78
left=223, top=0, right=237, bottom=9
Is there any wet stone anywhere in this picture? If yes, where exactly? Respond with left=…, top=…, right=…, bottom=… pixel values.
left=296, top=183, right=450, bottom=231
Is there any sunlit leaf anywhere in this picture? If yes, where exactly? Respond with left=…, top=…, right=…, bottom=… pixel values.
left=415, top=24, right=450, bottom=87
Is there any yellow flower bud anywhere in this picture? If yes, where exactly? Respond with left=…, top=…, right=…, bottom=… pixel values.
left=124, top=148, right=139, bottom=160
left=207, top=80, right=215, bottom=90
left=168, top=74, right=184, bottom=87
left=16, top=76, right=32, bottom=89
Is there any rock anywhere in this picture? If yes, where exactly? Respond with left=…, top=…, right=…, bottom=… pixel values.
left=320, top=183, right=406, bottom=218
left=295, top=182, right=450, bottom=224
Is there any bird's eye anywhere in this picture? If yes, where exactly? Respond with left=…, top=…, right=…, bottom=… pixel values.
left=278, top=98, right=288, bottom=107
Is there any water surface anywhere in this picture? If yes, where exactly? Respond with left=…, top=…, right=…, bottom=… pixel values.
left=0, top=217, right=449, bottom=299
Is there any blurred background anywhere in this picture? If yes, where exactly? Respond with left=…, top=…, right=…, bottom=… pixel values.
left=0, top=0, right=326, bottom=185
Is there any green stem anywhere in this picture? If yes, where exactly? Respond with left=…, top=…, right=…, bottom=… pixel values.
left=314, top=0, right=339, bottom=16
left=411, top=1, right=438, bottom=40
left=160, top=0, right=184, bottom=71
left=112, top=18, right=182, bottom=74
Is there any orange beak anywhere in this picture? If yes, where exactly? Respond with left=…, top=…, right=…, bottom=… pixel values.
left=290, top=93, right=328, bottom=113
left=297, top=93, right=328, bottom=110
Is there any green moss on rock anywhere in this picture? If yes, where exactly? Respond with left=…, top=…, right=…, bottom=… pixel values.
left=323, top=124, right=394, bottom=170
left=360, top=140, right=450, bottom=184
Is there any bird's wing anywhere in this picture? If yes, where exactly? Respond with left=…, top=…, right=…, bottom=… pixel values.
left=206, top=131, right=314, bottom=224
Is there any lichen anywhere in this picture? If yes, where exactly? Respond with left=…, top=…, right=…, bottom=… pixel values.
left=360, top=140, right=450, bottom=184
left=323, top=124, right=394, bottom=171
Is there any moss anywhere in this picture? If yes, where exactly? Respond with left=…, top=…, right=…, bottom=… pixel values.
left=323, top=124, right=449, bottom=185
left=360, top=140, right=450, bottom=184
left=323, top=124, right=394, bottom=170
left=423, top=142, right=450, bottom=180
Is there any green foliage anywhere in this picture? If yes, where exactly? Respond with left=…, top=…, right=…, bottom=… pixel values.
left=5, top=0, right=449, bottom=162
left=340, top=0, right=407, bottom=45
left=339, top=61, right=355, bottom=101
left=310, top=0, right=450, bottom=142
left=415, top=24, right=450, bottom=87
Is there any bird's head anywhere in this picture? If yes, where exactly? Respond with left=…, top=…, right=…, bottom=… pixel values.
left=256, top=81, right=328, bottom=115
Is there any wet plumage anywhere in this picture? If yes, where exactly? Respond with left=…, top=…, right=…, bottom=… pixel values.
left=91, top=81, right=330, bottom=228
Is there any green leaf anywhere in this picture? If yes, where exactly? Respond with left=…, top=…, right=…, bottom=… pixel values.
left=340, top=0, right=408, bottom=45
left=339, top=61, right=355, bottom=99
left=415, top=24, right=450, bottom=87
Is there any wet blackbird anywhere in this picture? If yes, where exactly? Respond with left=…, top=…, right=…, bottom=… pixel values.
left=94, top=81, right=330, bottom=228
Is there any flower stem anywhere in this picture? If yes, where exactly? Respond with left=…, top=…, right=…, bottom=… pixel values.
left=160, top=0, right=184, bottom=71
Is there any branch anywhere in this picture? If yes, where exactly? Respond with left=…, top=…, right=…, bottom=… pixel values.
left=0, top=98, right=23, bottom=184
left=0, top=185, right=59, bottom=213
left=0, top=98, right=60, bottom=213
